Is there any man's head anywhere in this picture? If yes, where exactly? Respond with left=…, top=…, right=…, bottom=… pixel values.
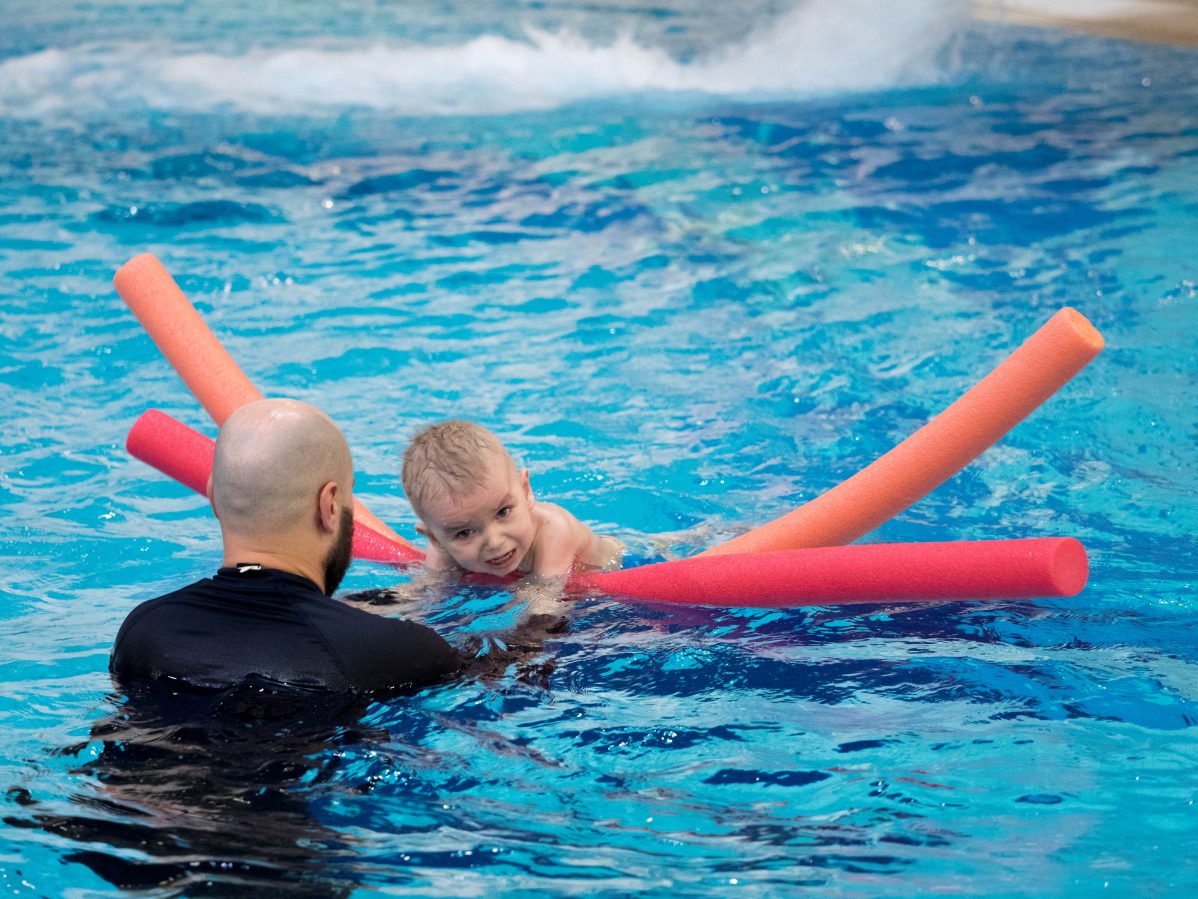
left=210, top=398, right=355, bottom=594
left=402, top=420, right=536, bottom=576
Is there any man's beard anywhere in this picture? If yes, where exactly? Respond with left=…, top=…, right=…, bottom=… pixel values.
left=323, top=507, right=354, bottom=595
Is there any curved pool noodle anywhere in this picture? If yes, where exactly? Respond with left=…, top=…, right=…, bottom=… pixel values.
left=126, top=409, right=425, bottom=567
left=578, top=538, right=1087, bottom=607
left=702, top=308, right=1104, bottom=556
left=113, top=252, right=411, bottom=548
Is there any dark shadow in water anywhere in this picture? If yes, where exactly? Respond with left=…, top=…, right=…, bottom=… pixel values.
left=4, top=610, right=567, bottom=895
left=6, top=679, right=383, bottom=896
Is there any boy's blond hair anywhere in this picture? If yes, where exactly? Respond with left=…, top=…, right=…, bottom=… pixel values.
left=402, top=420, right=513, bottom=516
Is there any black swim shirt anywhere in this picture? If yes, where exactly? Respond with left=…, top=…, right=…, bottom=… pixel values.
left=111, top=567, right=461, bottom=693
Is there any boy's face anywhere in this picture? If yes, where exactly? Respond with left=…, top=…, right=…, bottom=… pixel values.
left=416, top=454, right=537, bottom=576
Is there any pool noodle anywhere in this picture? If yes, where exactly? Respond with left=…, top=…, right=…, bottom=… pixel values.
left=113, top=255, right=261, bottom=428
left=116, top=252, right=1100, bottom=562
left=579, top=538, right=1088, bottom=607
left=128, top=409, right=1086, bottom=608
left=113, top=253, right=411, bottom=548
left=701, top=308, right=1104, bottom=556
left=126, top=409, right=424, bottom=566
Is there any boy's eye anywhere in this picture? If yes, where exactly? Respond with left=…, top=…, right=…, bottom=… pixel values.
left=453, top=528, right=473, bottom=541
left=497, top=506, right=511, bottom=520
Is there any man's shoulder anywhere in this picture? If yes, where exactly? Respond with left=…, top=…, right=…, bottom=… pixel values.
left=110, top=578, right=214, bottom=678
left=116, top=579, right=208, bottom=633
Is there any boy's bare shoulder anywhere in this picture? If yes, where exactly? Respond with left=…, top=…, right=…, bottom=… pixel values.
left=531, top=500, right=582, bottom=535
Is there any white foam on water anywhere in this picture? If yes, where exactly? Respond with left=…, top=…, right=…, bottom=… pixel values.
left=0, top=0, right=969, bottom=118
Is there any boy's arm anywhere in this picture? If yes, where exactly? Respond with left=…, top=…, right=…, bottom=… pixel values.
left=518, top=508, right=575, bottom=618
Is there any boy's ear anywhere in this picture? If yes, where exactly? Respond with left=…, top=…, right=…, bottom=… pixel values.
left=521, top=468, right=533, bottom=501
left=414, top=522, right=440, bottom=548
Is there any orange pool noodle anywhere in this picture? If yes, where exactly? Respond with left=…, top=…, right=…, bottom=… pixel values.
left=579, top=538, right=1088, bottom=607
left=126, top=409, right=425, bottom=566
left=114, top=254, right=262, bottom=426
left=702, top=308, right=1104, bottom=556
left=114, top=253, right=411, bottom=548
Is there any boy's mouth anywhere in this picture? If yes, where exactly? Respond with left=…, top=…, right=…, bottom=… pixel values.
left=486, top=548, right=516, bottom=569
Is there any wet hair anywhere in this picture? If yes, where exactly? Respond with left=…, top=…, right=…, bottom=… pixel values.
left=402, top=420, right=513, bottom=515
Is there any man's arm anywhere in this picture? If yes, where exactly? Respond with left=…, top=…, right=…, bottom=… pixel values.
left=348, top=615, right=462, bottom=691
left=338, top=566, right=454, bottom=622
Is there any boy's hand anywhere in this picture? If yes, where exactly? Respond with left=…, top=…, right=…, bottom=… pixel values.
left=514, top=574, right=570, bottom=622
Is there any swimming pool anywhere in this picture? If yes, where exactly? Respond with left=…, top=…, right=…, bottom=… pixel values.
left=2, top=0, right=1196, bottom=894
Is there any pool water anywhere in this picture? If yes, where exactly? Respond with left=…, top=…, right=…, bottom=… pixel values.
left=2, top=1, right=1197, bottom=894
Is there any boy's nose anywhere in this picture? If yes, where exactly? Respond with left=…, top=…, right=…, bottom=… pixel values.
left=480, top=524, right=503, bottom=553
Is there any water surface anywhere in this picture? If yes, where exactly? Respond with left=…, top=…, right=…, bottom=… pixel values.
left=1, top=1, right=1196, bottom=895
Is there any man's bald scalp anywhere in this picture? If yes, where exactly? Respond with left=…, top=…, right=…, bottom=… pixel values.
left=211, top=399, right=352, bottom=535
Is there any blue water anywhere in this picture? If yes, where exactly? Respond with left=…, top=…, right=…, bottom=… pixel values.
left=2, top=0, right=1197, bottom=894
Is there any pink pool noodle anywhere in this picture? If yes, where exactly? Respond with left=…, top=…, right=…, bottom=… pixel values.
left=126, top=409, right=424, bottom=567
left=126, top=409, right=1087, bottom=607
left=702, top=308, right=1104, bottom=556
left=579, top=538, right=1088, bottom=607
left=113, top=252, right=412, bottom=548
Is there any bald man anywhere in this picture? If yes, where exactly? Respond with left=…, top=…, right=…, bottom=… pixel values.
left=111, top=399, right=460, bottom=694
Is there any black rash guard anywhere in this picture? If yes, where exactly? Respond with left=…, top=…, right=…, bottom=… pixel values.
left=111, top=566, right=461, bottom=694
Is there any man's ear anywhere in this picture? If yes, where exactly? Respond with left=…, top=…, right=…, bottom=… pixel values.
left=317, top=481, right=339, bottom=533
left=206, top=475, right=219, bottom=519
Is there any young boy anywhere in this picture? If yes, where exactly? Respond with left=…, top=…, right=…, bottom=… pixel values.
left=402, top=420, right=623, bottom=591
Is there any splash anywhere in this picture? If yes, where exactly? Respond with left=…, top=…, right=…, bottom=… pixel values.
left=1, top=0, right=968, bottom=118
